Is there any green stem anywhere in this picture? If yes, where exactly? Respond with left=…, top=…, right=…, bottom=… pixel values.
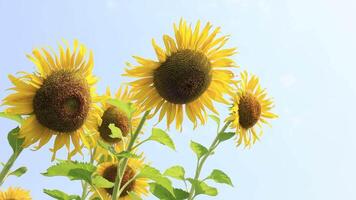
left=187, top=121, right=231, bottom=200
left=81, top=147, right=96, bottom=200
left=0, top=149, right=22, bottom=186
left=111, top=110, right=150, bottom=200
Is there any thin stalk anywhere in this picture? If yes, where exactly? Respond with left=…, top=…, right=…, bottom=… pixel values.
left=81, top=148, right=96, bottom=200
left=187, top=121, right=231, bottom=200
left=0, top=149, right=22, bottom=186
left=111, top=110, right=150, bottom=200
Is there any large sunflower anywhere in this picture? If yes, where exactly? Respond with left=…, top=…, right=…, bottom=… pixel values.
left=227, top=71, right=278, bottom=147
left=0, top=187, right=31, bottom=200
left=91, top=160, right=148, bottom=200
left=2, top=40, right=101, bottom=160
left=125, top=19, right=237, bottom=130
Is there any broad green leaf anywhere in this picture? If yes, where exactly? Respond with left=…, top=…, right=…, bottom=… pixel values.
left=218, top=132, right=235, bottom=142
left=108, top=123, right=123, bottom=139
left=149, top=183, right=175, bottom=200
left=190, top=141, right=208, bottom=159
left=149, top=128, right=176, bottom=150
left=128, top=192, right=143, bottom=200
left=43, top=189, right=80, bottom=200
left=173, top=188, right=189, bottom=200
left=8, top=166, right=27, bottom=177
left=164, top=165, right=185, bottom=180
left=207, top=169, right=233, bottom=186
left=107, top=98, right=134, bottom=118
left=138, top=165, right=174, bottom=195
left=187, top=179, right=218, bottom=197
left=92, top=175, right=114, bottom=188
left=209, top=115, right=220, bottom=129
left=7, top=127, right=24, bottom=153
left=0, top=112, right=23, bottom=124
left=42, top=160, right=96, bottom=184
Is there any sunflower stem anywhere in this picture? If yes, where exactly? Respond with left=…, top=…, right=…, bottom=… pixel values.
left=81, top=148, right=96, bottom=200
left=187, top=121, right=231, bottom=200
left=111, top=110, right=150, bottom=200
left=0, top=149, right=23, bottom=186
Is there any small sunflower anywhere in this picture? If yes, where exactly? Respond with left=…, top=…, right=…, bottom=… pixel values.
left=93, top=86, right=141, bottom=161
left=227, top=71, right=278, bottom=147
left=0, top=187, right=31, bottom=200
left=91, top=160, right=148, bottom=200
left=2, top=40, right=101, bottom=160
left=125, top=19, right=237, bottom=130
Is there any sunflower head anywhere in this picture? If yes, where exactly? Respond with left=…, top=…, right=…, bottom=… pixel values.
left=92, top=159, right=148, bottom=200
left=2, top=40, right=101, bottom=160
left=125, top=19, right=237, bottom=130
left=0, top=187, right=31, bottom=200
left=227, top=71, right=278, bottom=147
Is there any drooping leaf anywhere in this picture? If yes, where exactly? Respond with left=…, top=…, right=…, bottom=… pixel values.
left=7, top=127, right=24, bottom=153
left=190, top=141, right=208, bottom=159
left=8, top=166, right=27, bottom=177
left=42, top=160, right=96, bottom=184
left=187, top=179, right=218, bottom=197
left=43, top=189, right=80, bottom=200
left=173, top=188, right=189, bottom=200
left=108, top=123, right=123, bottom=139
left=164, top=165, right=185, bottom=180
left=149, top=128, right=176, bottom=150
left=138, top=165, right=175, bottom=195
left=92, top=175, right=114, bottom=188
left=218, top=132, right=235, bottom=142
left=207, top=169, right=233, bottom=186
left=0, top=112, right=23, bottom=124
left=209, top=115, right=220, bottom=129
left=149, top=183, right=175, bottom=200
left=107, top=98, right=135, bottom=118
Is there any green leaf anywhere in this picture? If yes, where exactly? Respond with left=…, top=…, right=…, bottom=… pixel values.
left=8, top=166, right=27, bottom=177
left=209, top=114, right=220, bottom=129
left=0, top=112, right=23, bottom=124
left=187, top=179, right=218, bottom=197
left=149, top=183, right=175, bottom=200
left=218, top=132, right=235, bottom=142
left=173, top=188, right=189, bottom=200
left=108, top=123, right=123, bottom=139
left=7, top=127, right=24, bottom=153
left=115, top=151, right=140, bottom=159
left=92, top=175, right=114, bottom=188
left=190, top=141, right=208, bottom=159
left=97, top=140, right=117, bottom=155
left=107, top=98, right=134, bottom=118
left=43, top=189, right=80, bottom=200
left=138, top=165, right=175, bottom=195
left=164, top=165, right=185, bottom=180
left=149, top=128, right=176, bottom=150
left=207, top=169, right=233, bottom=186
left=42, top=160, right=96, bottom=184
left=128, top=192, right=143, bottom=200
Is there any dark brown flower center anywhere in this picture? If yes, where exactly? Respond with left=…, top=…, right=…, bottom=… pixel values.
left=102, top=164, right=136, bottom=197
left=238, top=93, right=261, bottom=129
left=153, top=49, right=212, bottom=104
left=33, top=70, right=91, bottom=133
left=98, top=106, right=130, bottom=144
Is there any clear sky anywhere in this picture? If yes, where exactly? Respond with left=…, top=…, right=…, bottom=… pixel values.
left=1, top=0, right=356, bottom=199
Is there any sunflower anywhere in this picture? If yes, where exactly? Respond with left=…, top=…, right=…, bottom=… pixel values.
left=125, top=19, right=237, bottom=130
left=93, top=86, right=141, bottom=161
left=91, top=160, right=148, bottom=200
left=227, top=71, right=278, bottom=147
left=0, top=187, right=31, bottom=200
left=2, top=40, right=101, bottom=160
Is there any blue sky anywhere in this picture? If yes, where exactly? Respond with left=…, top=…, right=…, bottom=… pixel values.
left=1, top=0, right=356, bottom=199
